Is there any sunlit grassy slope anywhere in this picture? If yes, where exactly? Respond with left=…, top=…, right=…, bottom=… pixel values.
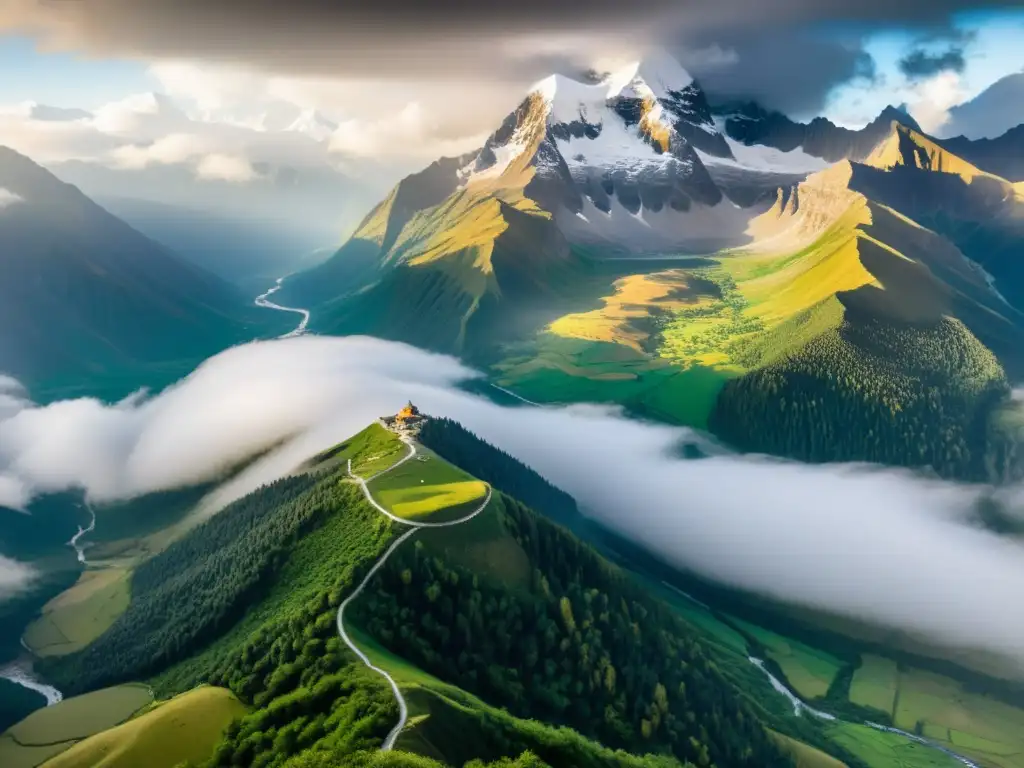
left=41, top=686, right=245, bottom=768
left=305, top=422, right=408, bottom=477
left=0, top=684, right=153, bottom=768
left=367, top=445, right=488, bottom=523
left=309, top=422, right=490, bottom=523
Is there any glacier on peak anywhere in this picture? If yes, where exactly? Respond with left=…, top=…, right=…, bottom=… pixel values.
left=531, top=52, right=697, bottom=127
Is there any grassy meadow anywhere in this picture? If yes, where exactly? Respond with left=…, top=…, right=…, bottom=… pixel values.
left=825, top=724, right=967, bottom=768
left=42, top=686, right=245, bottom=768
left=0, top=684, right=153, bottom=768
left=850, top=655, right=900, bottom=718
left=307, top=422, right=409, bottom=477
left=367, top=446, right=488, bottom=523
left=23, top=568, right=130, bottom=658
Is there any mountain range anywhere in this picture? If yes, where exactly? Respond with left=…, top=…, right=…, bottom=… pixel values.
left=0, top=147, right=288, bottom=398
left=279, top=53, right=1024, bottom=482
left=6, top=49, right=1024, bottom=768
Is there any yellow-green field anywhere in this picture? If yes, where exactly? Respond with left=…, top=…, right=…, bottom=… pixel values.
left=42, top=686, right=246, bottom=768
left=891, top=667, right=1024, bottom=768
left=770, top=730, right=848, bottom=768
left=825, top=723, right=967, bottom=768
left=23, top=568, right=130, bottom=657
left=495, top=334, right=731, bottom=428
left=368, top=446, right=488, bottom=522
left=850, top=655, right=900, bottom=717
left=0, top=684, right=153, bottom=768
left=732, top=619, right=844, bottom=700
left=0, top=738, right=70, bottom=768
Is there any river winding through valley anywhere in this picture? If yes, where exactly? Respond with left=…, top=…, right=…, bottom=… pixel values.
left=255, top=277, right=310, bottom=338
left=0, top=505, right=97, bottom=705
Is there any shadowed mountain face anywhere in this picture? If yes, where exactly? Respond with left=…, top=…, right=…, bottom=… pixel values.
left=937, top=124, right=1024, bottom=182
left=0, top=147, right=284, bottom=394
left=717, top=102, right=922, bottom=162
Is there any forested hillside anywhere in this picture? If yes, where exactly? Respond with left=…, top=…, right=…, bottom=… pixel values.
left=352, top=492, right=781, bottom=767
left=25, top=419, right=794, bottom=767
left=43, top=476, right=390, bottom=693
left=710, top=313, right=1010, bottom=478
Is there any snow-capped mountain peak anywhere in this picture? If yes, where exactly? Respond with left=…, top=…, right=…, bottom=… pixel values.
left=531, top=52, right=697, bottom=126
left=609, top=50, right=695, bottom=101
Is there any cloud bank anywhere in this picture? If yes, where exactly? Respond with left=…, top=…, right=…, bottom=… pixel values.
left=2, top=335, right=1024, bottom=668
left=0, top=1, right=999, bottom=80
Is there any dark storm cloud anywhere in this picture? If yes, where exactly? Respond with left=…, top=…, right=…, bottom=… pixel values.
left=0, top=0, right=1016, bottom=81
left=679, top=30, right=878, bottom=118
left=899, top=48, right=968, bottom=79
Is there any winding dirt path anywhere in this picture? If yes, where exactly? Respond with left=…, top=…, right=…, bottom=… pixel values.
left=337, top=432, right=492, bottom=750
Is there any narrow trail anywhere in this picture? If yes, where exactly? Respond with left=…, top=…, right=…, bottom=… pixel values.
left=255, top=277, right=310, bottom=338
left=338, top=431, right=492, bottom=751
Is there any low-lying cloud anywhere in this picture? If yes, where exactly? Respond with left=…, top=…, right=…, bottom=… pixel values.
left=2, top=335, right=1024, bottom=669
left=0, top=188, right=23, bottom=209
left=0, top=554, right=35, bottom=601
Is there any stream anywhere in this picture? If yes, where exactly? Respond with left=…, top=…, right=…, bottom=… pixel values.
left=68, top=502, right=96, bottom=565
left=255, top=277, right=310, bottom=338
left=0, top=657, right=62, bottom=705
left=747, top=657, right=981, bottom=767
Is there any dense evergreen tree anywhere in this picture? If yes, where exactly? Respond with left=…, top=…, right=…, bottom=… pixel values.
left=711, top=316, right=1009, bottom=480
left=43, top=476, right=383, bottom=693
left=352, top=493, right=785, bottom=768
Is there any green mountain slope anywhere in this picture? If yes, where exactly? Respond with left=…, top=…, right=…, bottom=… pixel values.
left=30, top=419, right=790, bottom=768
left=494, top=156, right=1024, bottom=479
left=284, top=96, right=583, bottom=356
left=0, top=147, right=287, bottom=396
left=13, top=416, right=1024, bottom=767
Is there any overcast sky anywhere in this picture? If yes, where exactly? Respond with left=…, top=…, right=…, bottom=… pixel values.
left=0, top=2, right=1022, bottom=180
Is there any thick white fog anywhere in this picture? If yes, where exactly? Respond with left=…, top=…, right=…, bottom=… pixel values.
left=2, top=335, right=1024, bottom=666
